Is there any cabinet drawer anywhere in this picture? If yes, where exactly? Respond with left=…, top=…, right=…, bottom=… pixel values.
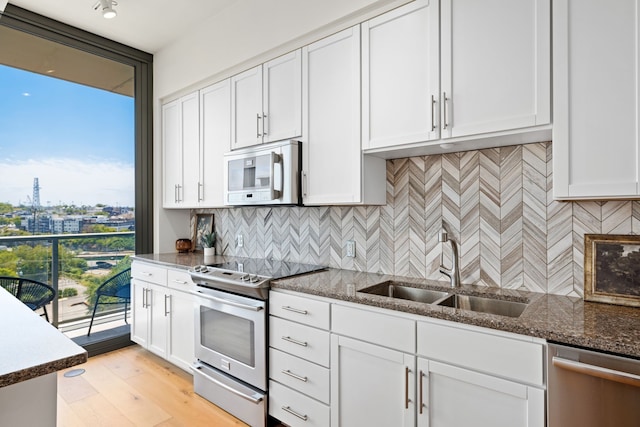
left=270, top=291, right=330, bottom=329
left=167, top=268, right=195, bottom=292
left=269, top=380, right=330, bottom=427
left=331, top=304, right=415, bottom=353
left=270, top=348, right=330, bottom=404
left=132, top=262, right=167, bottom=286
left=270, top=317, right=330, bottom=367
left=417, top=321, right=544, bottom=386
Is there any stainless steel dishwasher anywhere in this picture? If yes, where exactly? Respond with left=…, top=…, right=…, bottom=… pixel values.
left=548, top=343, right=640, bottom=426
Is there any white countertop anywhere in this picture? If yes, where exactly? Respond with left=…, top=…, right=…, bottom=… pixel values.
left=0, top=287, right=87, bottom=387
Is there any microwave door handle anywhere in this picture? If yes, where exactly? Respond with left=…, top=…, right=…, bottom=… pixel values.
left=270, top=152, right=283, bottom=199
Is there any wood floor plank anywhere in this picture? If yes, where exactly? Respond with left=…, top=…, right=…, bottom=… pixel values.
left=57, top=345, right=250, bottom=427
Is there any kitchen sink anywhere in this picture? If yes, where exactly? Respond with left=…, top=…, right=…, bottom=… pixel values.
left=436, top=294, right=528, bottom=318
left=358, top=281, right=450, bottom=304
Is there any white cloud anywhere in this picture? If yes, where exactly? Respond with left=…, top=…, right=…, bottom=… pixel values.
left=0, top=158, right=134, bottom=207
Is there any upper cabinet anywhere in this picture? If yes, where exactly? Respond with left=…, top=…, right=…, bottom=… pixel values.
left=362, top=0, right=551, bottom=154
left=362, top=0, right=440, bottom=150
left=162, top=92, right=199, bottom=208
left=231, top=50, right=302, bottom=150
left=553, top=0, right=640, bottom=199
left=302, top=26, right=386, bottom=205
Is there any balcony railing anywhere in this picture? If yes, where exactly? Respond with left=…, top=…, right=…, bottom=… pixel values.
left=0, top=232, right=135, bottom=329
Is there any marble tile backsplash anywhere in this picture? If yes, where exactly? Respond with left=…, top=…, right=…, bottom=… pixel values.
left=194, top=141, right=640, bottom=297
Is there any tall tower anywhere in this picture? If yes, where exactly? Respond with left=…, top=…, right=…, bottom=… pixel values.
left=32, top=177, right=41, bottom=210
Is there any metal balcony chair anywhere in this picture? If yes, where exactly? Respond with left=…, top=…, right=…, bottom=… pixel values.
left=87, top=268, right=131, bottom=336
left=0, top=276, right=56, bottom=321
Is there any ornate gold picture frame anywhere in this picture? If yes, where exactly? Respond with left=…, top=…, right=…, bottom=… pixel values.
left=584, top=234, right=640, bottom=307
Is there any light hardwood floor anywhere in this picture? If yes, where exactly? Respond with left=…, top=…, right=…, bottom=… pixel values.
left=57, top=345, right=250, bottom=427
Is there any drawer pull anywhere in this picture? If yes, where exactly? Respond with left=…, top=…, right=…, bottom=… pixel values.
left=282, top=305, right=308, bottom=315
left=282, top=369, right=308, bottom=382
left=405, top=366, right=411, bottom=409
left=140, top=271, right=153, bottom=277
left=282, top=336, right=308, bottom=347
left=419, top=370, right=425, bottom=415
left=282, top=406, right=308, bottom=421
left=172, top=279, right=188, bottom=285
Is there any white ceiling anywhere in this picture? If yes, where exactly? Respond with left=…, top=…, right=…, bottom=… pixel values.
left=5, top=0, right=239, bottom=53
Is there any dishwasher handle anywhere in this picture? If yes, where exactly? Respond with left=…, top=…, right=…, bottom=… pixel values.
left=552, top=356, right=640, bottom=388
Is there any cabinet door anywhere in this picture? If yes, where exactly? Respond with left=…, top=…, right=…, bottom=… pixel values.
left=231, top=65, right=263, bottom=149
left=166, top=288, right=195, bottom=372
left=362, top=0, right=440, bottom=149
left=130, top=279, right=148, bottom=347
left=553, top=0, right=640, bottom=198
left=417, top=358, right=545, bottom=427
left=200, top=79, right=231, bottom=207
left=302, top=26, right=364, bottom=205
left=162, top=99, right=182, bottom=207
left=180, top=92, right=200, bottom=206
left=147, top=284, right=168, bottom=359
left=263, top=50, right=302, bottom=143
left=440, top=0, right=550, bottom=139
left=331, top=335, right=415, bottom=427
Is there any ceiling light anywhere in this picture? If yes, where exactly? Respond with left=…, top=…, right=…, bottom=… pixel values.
left=94, top=0, right=118, bottom=19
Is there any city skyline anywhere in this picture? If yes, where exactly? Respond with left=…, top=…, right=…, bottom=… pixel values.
left=0, top=64, right=135, bottom=207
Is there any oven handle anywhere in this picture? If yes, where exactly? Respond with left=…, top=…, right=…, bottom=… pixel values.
left=192, top=362, right=264, bottom=404
left=552, top=356, right=640, bottom=388
left=190, top=290, right=264, bottom=312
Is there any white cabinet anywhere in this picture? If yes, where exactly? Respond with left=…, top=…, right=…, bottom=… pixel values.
left=417, top=358, right=545, bottom=427
left=231, top=50, right=302, bottom=150
left=200, top=79, right=231, bottom=207
left=553, top=0, right=640, bottom=199
left=331, top=334, right=415, bottom=427
left=416, top=320, right=545, bottom=427
left=131, top=261, right=195, bottom=372
left=162, top=92, right=199, bottom=207
left=440, top=0, right=550, bottom=139
left=363, top=0, right=550, bottom=154
left=362, top=0, right=440, bottom=149
left=302, top=26, right=386, bottom=205
left=268, top=291, right=331, bottom=427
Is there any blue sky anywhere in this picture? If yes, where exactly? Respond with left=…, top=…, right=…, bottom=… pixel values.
left=0, top=64, right=134, bottom=207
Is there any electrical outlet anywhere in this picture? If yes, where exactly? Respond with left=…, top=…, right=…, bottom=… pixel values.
left=346, top=240, right=356, bottom=257
left=237, top=234, right=244, bottom=248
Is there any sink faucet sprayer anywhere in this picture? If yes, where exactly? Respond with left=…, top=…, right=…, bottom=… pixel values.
left=438, top=228, right=461, bottom=288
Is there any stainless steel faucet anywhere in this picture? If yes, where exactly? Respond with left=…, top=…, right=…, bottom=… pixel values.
left=438, top=228, right=461, bottom=288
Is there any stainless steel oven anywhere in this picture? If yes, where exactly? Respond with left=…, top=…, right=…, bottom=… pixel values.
left=189, top=259, right=325, bottom=427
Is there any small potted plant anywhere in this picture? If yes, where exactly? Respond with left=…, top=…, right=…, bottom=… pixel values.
left=202, top=231, right=216, bottom=256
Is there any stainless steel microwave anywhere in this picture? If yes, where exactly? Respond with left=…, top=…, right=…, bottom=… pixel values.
left=223, top=140, right=301, bottom=206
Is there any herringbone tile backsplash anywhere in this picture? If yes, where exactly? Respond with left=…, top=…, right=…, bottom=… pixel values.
left=197, top=141, right=640, bottom=297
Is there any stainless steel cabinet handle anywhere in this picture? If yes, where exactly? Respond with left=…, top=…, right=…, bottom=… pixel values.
left=282, top=336, right=308, bottom=347
left=552, top=356, right=640, bottom=388
left=145, top=288, right=151, bottom=308
left=282, top=406, right=308, bottom=421
left=282, top=305, right=308, bottom=315
left=141, top=287, right=146, bottom=307
left=443, top=92, right=449, bottom=130
left=257, top=113, right=262, bottom=138
left=198, top=182, right=203, bottom=202
left=164, top=294, right=170, bottom=316
left=172, top=279, right=189, bottom=285
left=262, top=113, right=267, bottom=136
left=302, top=171, right=308, bottom=197
left=419, top=370, right=425, bottom=415
left=405, top=366, right=411, bottom=409
left=431, top=95, right=437, bottom=131
left=282, top=369, right=308, bottom=382
left=174, top=184, right=178, bottom=203
left=191, top=290, right=263, bottom=311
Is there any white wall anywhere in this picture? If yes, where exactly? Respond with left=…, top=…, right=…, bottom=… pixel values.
left=152, top=0, right=411, bottom=253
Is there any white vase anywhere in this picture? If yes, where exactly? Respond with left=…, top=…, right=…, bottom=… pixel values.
left=203, top=247, right=215, bottom=256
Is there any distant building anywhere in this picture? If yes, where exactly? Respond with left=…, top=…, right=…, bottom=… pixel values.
left=51, top=217, right=83, bottom=233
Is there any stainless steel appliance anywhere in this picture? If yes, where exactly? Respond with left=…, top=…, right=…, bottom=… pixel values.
left=189, top=258, right=325, bottom=427
left=224, top=140, right=301, bottom=206
left=548, top=343, right=640, bottom=427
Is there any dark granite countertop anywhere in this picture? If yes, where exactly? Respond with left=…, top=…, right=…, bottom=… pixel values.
left=0, top=287, right=87, bottom=388
left=133, top=253, right=640, bottom=360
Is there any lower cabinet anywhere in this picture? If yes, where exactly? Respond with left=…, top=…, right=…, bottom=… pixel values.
left=131, top=262, right=195, bottom=372
left=417, top=358, right=545, bottom=427
left=330, top=334, right=415, bottom=427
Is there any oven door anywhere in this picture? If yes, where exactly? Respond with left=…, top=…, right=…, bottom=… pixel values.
left=192, top=287, right=267, bottom=391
